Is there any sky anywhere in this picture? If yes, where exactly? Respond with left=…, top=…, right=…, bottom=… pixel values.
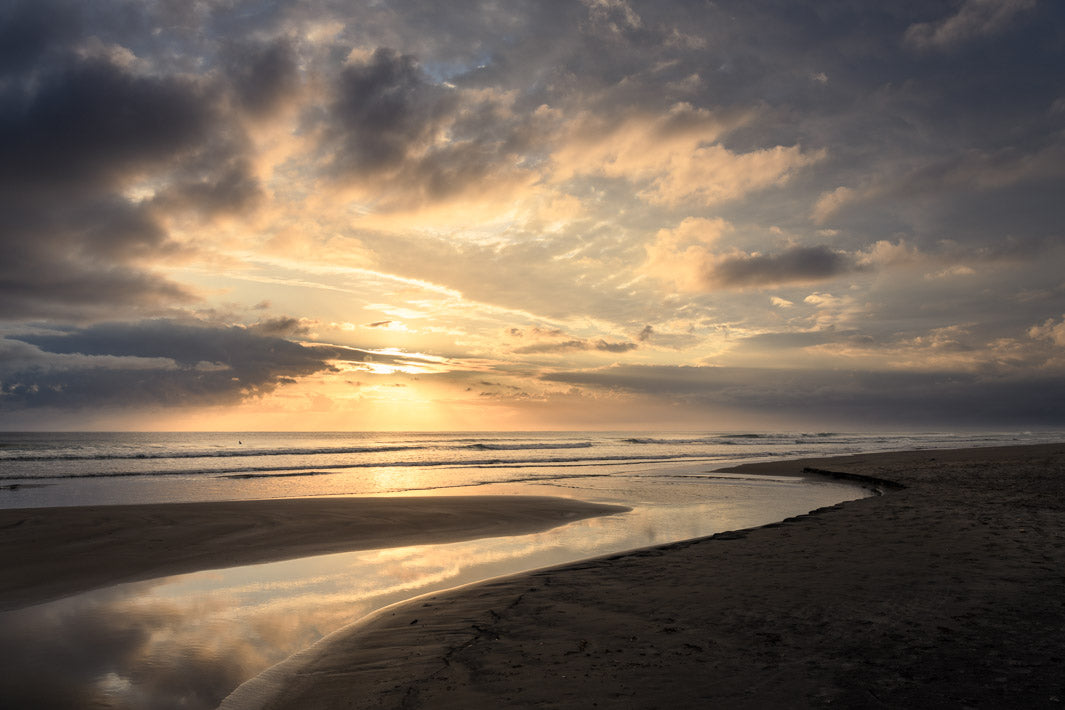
left=1, top=0, right=1064, bottom=431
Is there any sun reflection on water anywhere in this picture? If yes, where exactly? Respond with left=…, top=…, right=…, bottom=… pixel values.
left=0, top=471, right=867, bottom=709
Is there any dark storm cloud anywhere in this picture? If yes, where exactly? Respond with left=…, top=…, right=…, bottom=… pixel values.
left=0, top=321, right=445, bottom=410
left=0, top=0, right=81, bottom=75
left=326, top=48, right=457, bottom=174
left=710, top=246, right=859, bottom=288
left=224, top=37, right=300, bottom=116
left=0, top=198, right=187, bottom=319
left=13, top=321, right=353, bottom=370
left=154, top=156, right=263, bottom=218
left=1, top=321, right=335, bottom=408
left=1, top=322, right=329, bottom=409
left=0, top=3, right=274, bottom=321
left=0, top=58, right=193, bottom=311
left=2, top=191, right=167, bottom=263
left=544, top=365, right=1065, bottom=427
left=0, top=260, right=194, bottom=320
left=0, top=59, right=214, bottom=192
left=0, top=176, right=204, bottom=318
left=318, top=46, right=549, bottom=205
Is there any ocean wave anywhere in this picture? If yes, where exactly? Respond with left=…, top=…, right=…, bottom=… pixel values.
left=464, top=442, right=594, bottom=451
left=2, top=451, right=735, bottom=481
left=623, top=437, right=713, bottom=445
left=0, top=444, right=424, bottom=463
left=622, top=434, right=801, bottom=444
left=223, top=471, right=332, bottom=479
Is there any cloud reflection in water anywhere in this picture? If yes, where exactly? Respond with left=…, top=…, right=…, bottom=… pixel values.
left=0, top=473, right=866, bottom=708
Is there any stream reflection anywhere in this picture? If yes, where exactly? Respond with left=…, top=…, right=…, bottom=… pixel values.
left=0, top=472, right=866, bottom=709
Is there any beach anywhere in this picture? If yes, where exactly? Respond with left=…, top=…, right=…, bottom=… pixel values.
left=226, top=443, right=1065, bottom=709
left=0, top=496, right=627, bottom=613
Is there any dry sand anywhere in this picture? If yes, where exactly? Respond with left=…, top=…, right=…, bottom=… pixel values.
left=0, top=495, right=627, bottom=612
left=234, top=444, right=1065, bottom=709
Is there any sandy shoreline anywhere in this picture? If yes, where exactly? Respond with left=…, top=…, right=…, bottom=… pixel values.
left=0, top=495, right=627, bottom=612
left=233, top=443, right=1065, bottom=709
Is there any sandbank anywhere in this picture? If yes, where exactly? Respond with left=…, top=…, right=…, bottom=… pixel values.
left=234, top=443, right=1065, bottom=709
left=0, top=495, right=627, bottom=612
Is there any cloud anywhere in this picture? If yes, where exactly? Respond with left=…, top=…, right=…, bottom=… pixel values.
left=856, top=240, right=920, bottom=268
left=644, top=143, right=824, bottom=206
left=803, top=292, right=846, bottom=308
left=513, top=338, right=637, bottom=355
left=647, top=216, right=926, bottom=295
left=0, top=0, right=81, bottom=76
left=0, top=259, right=161, bottom=322
left=247, top=317, right=315, bottom=337
left=504, top=327, right=642, bottom=357
left=711, top=246, right=858, bottom=288
left=1028, top=315, right=1065, bottom=347
left=873, top=141, right=1065, bottom=206
left=595, top=340, right=639, bottom=353
left=644, top=219, right=915, bottom=293
left=0, top=585, right=285, bottom=709
left=223, top=38, right=301, bottom=117
left=646, top=221, right=862, bottom=292
left=905, top=0, right=1037, bottom=50
left=543, top=364, right=1065, bottom=426
left=0, top=60, right=215, bottom=192
left=643, top=217, right=729, bottom=291
left=551, top=104, right=733, bottom=180
left=552, top=104, right=823, bottom=206
left=581, top=0, right=645, bottom=36
left=0, top=0, right=1063, bottom=430
left=0, top=321, right=383, bottom=410
left=316, top=47, right=545, bottom=210
left=324, top=48, right=458, bottom=176
left=926, top=264, right=977, bottom=280
left=734, top=329, right=865, bottom=351
left=0, top=20, right=267, bottom=320
left=811, top=186, right=856, bottom=223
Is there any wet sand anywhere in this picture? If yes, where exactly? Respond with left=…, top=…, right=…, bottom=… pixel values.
left=0, top=496, right=627, bottom=612
left=234, top=444, right=1065, bottom=709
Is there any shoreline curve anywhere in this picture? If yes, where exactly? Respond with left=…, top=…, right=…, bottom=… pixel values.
left=229, top=443, right=1065, bottom=709
left=0, top=495, right=629, bottom=613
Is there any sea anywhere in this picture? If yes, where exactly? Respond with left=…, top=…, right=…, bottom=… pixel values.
left=2, top=429, right=1061, bottom=510
left=2, top=429, right=1062, bottom=709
